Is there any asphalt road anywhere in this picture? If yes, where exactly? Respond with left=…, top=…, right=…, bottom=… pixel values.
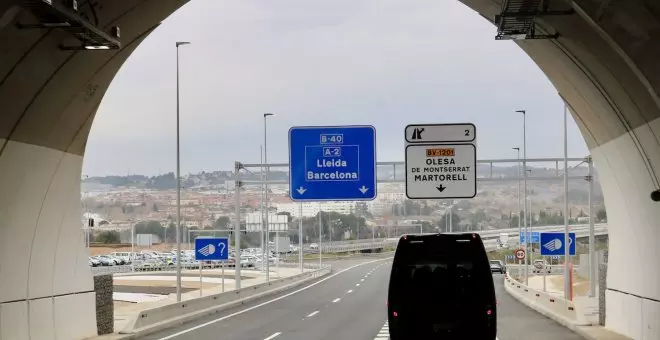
left=494, top=274, right=584, bottom=340
left=137, top=257, right=584, bottom=340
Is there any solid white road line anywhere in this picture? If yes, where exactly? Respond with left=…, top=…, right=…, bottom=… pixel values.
left=264, top=332, right=281, bottom=340
left=306, top=311, right=319, bottom=318
left=155, top=258, right=391, bottom=340
left=332, top=298, right=341, bottom=303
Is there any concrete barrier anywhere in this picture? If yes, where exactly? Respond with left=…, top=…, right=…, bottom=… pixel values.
left=118, top=265, right=332, bottom=338
left=503, top=273, right=584, bottom=328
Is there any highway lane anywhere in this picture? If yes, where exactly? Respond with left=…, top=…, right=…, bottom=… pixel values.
left=139, top=257, right=392, bottom=340
left=138, top=256, right=585, bottom=340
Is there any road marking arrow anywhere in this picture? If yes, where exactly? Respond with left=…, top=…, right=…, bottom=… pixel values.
left=358, top=185, right=369, bottom=194
left=436, top=184, right=446, bottom=192
left=297, top=187, right=307, bottom=195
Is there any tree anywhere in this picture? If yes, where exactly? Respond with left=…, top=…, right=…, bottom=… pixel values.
left=134, top=220, right=165, bottom=240
left=152, top=203, right=159, bottom=212
left=96, top=231, right=120, bottom=244
left=213, top=216, right=230, bottom=229
left=597, top=208, right=607, bottom=221
left=165, top=222, right=176, bottom=242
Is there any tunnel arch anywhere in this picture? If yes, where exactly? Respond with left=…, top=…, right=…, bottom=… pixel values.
left=1, top=0, right=659, bottom=339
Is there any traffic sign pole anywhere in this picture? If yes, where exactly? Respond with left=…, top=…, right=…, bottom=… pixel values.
left=543, top=256, right=547, bottom=292
left=588, top=156, right=596, bottom=298
left=234, top=162, right=242, bottom=290
left=299, top=202, right=303, bottom=273
left=563, top=105, right=570, bottom=300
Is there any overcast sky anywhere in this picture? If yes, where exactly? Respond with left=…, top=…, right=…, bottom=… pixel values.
left=83, top=0, right=588, bottom=177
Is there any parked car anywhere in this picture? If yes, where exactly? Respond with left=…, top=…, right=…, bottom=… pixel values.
left=92, top=255, right=114, bottom=266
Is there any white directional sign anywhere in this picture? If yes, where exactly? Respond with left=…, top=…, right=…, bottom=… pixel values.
left=405, top=143, right=476, bottom=199
left=405, top=123, right=476, bottom=143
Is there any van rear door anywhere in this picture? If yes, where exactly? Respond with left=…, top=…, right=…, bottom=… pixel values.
left=387, top=233, right=496, bottom=339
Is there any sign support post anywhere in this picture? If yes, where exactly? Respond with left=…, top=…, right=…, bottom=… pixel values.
left=299, top=202, right=303, bottom=273
left=542, top=256, right=547, bottom=292
left=587, top=156, right=596, bottom=298
left=289, top=125, right=378, bottom=270
left=234, top=161, right=242, bottom=290
left=194, top=237, right=229, bottom=296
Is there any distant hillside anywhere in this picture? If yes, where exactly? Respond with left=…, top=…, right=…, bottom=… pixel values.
left=84, top=163, right=599, bottom=192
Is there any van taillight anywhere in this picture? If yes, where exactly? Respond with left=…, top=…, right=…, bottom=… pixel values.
left=487, top=309, right=492, bottom=316
left=393, top=311, right=398, bottom=317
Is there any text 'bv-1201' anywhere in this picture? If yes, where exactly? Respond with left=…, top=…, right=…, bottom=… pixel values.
left=404, top=123, right=477, bottom=199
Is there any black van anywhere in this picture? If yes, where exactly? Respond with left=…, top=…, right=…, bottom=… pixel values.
left=387, top=233, right=497, bottom=340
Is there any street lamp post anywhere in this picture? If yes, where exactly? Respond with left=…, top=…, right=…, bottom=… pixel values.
left=263, top=113, right=274, bottom=282
left=260, top=145, right=265, bottom=272
left=175, top=41, right=190, bottom=302
left=516, top=109, right=529, bottom=285
left=513, top=147, right=521, bottom=246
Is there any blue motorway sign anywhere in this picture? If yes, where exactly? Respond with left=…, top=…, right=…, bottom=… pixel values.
left=540, top=232, right=576, bottom=256
left=289, top=125, right=377, bottom=201
left=194, top=237, right=229, bottom=261
left=519, top=232, right=540, bottom=244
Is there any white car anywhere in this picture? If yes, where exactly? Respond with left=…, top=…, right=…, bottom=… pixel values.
left=532, top=260, right=551, bottom=274
left=309, top=243, right=319, bottom=250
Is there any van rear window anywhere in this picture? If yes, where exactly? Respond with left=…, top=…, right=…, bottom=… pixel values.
left=390, top=235, right=492, bottom=301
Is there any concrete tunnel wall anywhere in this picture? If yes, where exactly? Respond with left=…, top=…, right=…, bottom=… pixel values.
left=0, top=1, right=187, bottom=339
left=0, top=0, right=659, bottom=339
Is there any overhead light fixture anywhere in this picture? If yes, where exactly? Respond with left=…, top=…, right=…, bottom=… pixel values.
left=42, top=22, right=71, bottom=28
left=19, top=0, right=121, bottom=51
left=84, top=45, right=111, bottom=50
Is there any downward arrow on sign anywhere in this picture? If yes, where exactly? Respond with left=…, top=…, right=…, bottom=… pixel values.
left=436, top=184, right=446, bottom=192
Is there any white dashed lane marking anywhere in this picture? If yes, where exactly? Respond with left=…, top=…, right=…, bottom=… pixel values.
left=264, top=332, right=281, bottom=340
left=374, top=320, right=389, bottom=339
left=306, top=311, right=319, bottom=318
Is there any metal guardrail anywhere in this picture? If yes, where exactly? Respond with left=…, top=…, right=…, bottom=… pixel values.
left=301, top=223, right=608, bottom=250
left=93, top=260, right=327, bottom=276
left=91, top=262, right=252, bottom=276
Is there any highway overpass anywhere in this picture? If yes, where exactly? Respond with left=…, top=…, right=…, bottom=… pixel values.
left=304, top=223, right=608, bottom=253
left=2, top=1, right=660, bottom=339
